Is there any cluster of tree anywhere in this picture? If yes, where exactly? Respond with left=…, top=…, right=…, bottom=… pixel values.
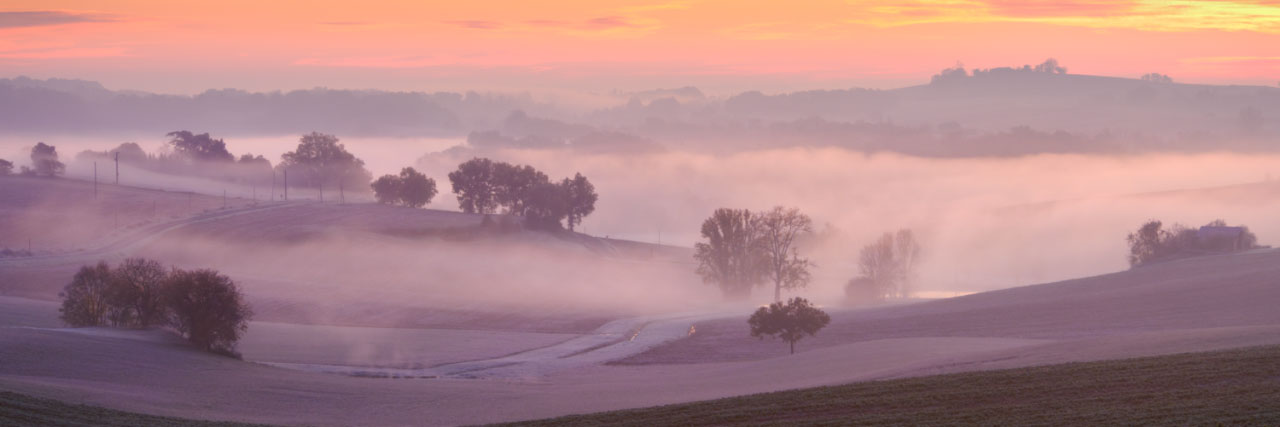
left=77, top=133, right=274, bottom=186
left=0, top=158, right=12, bottom=176
left=693, top=207, right=814, bottom=301
left=845, top=229, right=921, bottom=302
left=371, top=167, right=438, bottom=208
left=447, top=157, right=597, bottom=230
left=748, top=297, right=831, bottom=354
left=1140, top=73, right=1174, bottom=84
left=931, top=58, right=1068, bottom=84
left=58, top=258, right=253, bottom=357
left=1126, top=219, right=1259, bottom=267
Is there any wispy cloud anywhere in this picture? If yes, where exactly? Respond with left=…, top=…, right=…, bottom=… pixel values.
left=846, top=0, right=1280, bottom=33
left=0, top=10, right=116, bottom=29
left=444, top=20, right=502, bottom=30
left=0, top=46, right=128, bottom=59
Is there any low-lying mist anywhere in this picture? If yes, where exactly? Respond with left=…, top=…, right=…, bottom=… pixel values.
left=6, top=134, right=1280, bottom=309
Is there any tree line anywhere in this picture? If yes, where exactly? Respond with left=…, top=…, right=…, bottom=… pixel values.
left=58, top=258, right=253, bottom=357
left=447, top=157, right=597, bottom=230
left=1126, top=219, right=1260, bottom=267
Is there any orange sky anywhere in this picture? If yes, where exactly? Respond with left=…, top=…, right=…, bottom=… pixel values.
left=2, top=0, right=1279, bottom=94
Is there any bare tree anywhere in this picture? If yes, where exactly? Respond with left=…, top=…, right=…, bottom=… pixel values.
left=850, top=229, right=922, bottom=301
left=104, top=258, right=169, bottom=328
left=694, top=208, right=764, bottom=300
left=892, top=229, right=921, bottom=299
left=756, top=206, right=814, bottom=302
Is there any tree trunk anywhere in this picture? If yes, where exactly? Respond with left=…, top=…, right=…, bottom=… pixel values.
left=774, top=277, right=782, bottom=303
left=789, top=340, right=795, bottom=354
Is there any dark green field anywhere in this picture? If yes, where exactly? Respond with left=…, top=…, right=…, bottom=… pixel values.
left=0, top=392, right=264, bottom=427
left=506, top=344, right=1280, bottom=426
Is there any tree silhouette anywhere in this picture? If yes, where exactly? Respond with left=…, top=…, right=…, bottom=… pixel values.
left=30, top=142, right=64, bottom=177
left=104, top=258, right=169, bottom=328
left=448, top=157, right=499, bottom=214
left=0, top=158, right=12, bottom=176
left=756, top=206, right=814, bottom=302
left=562, top=173, right=598, bottom=232
left=278, top=132, right=372, bottom=191
left=165, top=131, right=234, bottom=162
left=523, top=181, right=570, bottom=230
left=748, top=297, right=831, bottom=354
left=493, top=162, right=549, bottom=215
left=694, top=208, right=765, bottom=300
left=165, top=269, right=253, bottom=356
left=58, top=262, right=113, bottom=327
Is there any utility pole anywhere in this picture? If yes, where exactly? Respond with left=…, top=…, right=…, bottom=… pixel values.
left=339, top=182, right=344, bottom=204
left=93, top=162, right=98, bottom=199
left=283, top=170, right=288, bottom=201
left=319, top=183, right=323, bottom=203
left=223, top=189, right=227, bottom=208
left=114, top=151, right=119, bottom=185
left=271, top=171, right=276, bottom=202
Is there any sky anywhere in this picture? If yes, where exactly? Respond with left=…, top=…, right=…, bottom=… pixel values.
left=2, top=0, right=1279, bottom=94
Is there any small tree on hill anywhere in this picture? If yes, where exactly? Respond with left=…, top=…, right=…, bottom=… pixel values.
left=397, top=167, right=437, bottom=208
left=370, top=174, right=402, bottom=205
left=30, top=142, right=65, bottom=177
left=493, top=163, right=549, bottom=215
left=694, top=208, right=765, bottom=300
left=165, top=269, right=253, bottom=356
left=371, top=167, right=437, bottom=208
left=59, top=262, right=114, bottom=326
left=562, top=173, right=598, bottom=232
left=748, top=297, right=831, bottom=354
left=0, top=158, right=12, bottom=176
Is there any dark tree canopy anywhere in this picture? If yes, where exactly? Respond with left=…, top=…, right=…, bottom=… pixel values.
left=448, top=157, right=499, bottom=214
left=166, top=131, right=234, bottom=162
left=493, top=162, right=549, bottom=215
left=58, top=262, right=113, bottom=327
left=278, top=132, right=372, bottom=191
left=104, top=258, right=169, bottom=328
left=371, top=167, right=437, bottom=208
left=562, top=173, right=598, bottom=232
left=694, top=208, right=765, bottom=300
left=0, top=158, right=12, bottom=176
left=448, top=157, right=598, bottom=230
left=523, top=181, right=570, bottom=230
left=165, top=269, right=253, bottom=355
left=748, top=297, right=831, bottom=354
left=30, top=142, right=65, bottom=177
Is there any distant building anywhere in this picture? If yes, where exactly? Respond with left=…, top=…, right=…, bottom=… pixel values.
left=1197, top=226, right=1247, bottom=251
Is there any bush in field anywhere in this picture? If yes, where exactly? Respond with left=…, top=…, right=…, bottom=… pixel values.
left=371, top=167, right=437, bottom=208
left=58, top=262, right=114, bottom=326
left=104, top=258, right=170, bottom=328
left=58, top=259, right=253, bottom=357
left=165, top=269, right=253, bottom=356
left=748, top=297, right=831, bottom=354
left=0, top=158, right=12, bottom=176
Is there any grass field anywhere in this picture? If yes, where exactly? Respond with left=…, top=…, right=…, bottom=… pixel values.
left=0, top=391, right=264, bottom=427
left=507, top=344, right=1280, bottom=426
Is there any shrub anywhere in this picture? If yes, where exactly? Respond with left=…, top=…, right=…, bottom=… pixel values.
left=165, top=269, right=253, bottom=356
left=104, top=258, right=170, bottom=328
left=58, top=262, right=114, bottom=326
